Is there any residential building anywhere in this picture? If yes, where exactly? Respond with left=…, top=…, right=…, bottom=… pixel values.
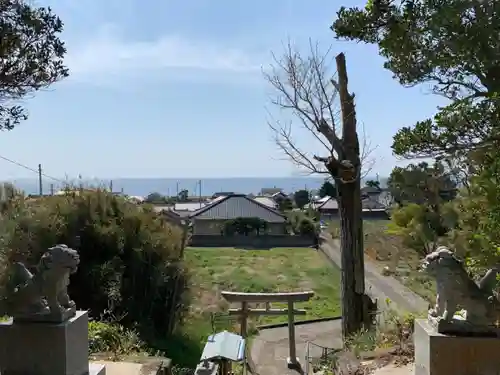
left=260, top=188, right=283, bottom=197
left=211, top=192, right=235, bottom=199
left=317, top=197, right=339, bottom=221
left=174, top=202, right=205, bottom=212
left=189, top=194, right=287, bottom=235
left=316, top=194, right=389, bottom=221
left=252, top=196, right=279, bottom=209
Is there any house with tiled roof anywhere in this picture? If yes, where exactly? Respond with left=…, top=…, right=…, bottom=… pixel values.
left=316, top=194, right=389, bottom=221
left=317, top=197, right=339, bottom=221
left=252, top=196, right=279, bottom=209
left=260, top=187, right=283, bottom=196
left=189, top=194, right=287, bottom=235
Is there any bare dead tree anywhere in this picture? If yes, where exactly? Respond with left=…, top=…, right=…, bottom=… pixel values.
left=264, top=40, right=374, bottom=337
left=265, top=41, right=375, bottom=178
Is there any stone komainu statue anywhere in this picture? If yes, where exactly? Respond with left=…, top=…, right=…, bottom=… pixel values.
left=0, top=244, right=80, bottom=322
left=422, top=246, right=500, bottom=327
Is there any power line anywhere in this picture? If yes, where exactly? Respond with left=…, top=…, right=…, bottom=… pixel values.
left=0, top=154, right=65, bottom=183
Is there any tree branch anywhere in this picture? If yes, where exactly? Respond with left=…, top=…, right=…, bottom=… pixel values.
left=265, top=40, right=374, bottom=178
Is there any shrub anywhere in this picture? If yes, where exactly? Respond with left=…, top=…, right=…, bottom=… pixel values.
left=286, top=211, right=318, bottom=235
left=298, top=218, right=317, bottom=236
left=89, top=321, right=144, bottom=355
left=0, top=189, right=190, bottom=338
left=223, top=217, right=268, bottom=236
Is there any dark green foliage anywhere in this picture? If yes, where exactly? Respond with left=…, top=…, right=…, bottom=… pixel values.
left=278, top=197, right=293, bottom=212
left=387, top=161, right=457, bottom=252
left=0, top=190, right=189, bottom=338
left=223, top=217, right=268, bottom=236
left=0, top=0, right=68, bottom=130
left=332, top=0, right=500, bottom=159
left=319, top=180, right=337, bottom=198
left=364, top=180, right=380, bottom=190
left=285, top=211, right=318, bottom=236
left=178, top=190, right=189, bottom=202
left=388, top=161, right=457, bottom=206
left=145, top=192, right=166, bottom=204
left=297, top=218, right=317, bottom=236
left=293, top=189, right=310, bottom=209
left=332, top=0, right=500, bottom=276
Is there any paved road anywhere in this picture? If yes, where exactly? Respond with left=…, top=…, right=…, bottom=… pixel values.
left=319, top=233, right=428, bottom=314
left=250, top=320, right=343, bottom=375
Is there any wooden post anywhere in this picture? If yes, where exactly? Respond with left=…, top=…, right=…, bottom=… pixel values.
left=240, top=301, right=248, bottom=337
left=287, top=300, right=298, bottom=368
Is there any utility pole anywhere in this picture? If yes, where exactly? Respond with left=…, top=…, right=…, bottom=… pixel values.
left=109, top=180, right=113, bottom=192
left=199, top=179, right=202, bottom=208
left=50, top=184, right=54, bottom=195
left=38, top=164, right=43, bottom=196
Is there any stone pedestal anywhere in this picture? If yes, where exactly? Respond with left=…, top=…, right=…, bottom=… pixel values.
left=0, top=310, right=105, bottom=375
left=415, top=319, right=500, bottom=375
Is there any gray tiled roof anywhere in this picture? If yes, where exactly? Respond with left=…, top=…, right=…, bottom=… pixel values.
left=190, top=194, right=286, bottom=223
left=361, top=197, right=386, bottom=210
left=318, top=196, right=387, bottom=210
left=318, top=197, right=339, bottom=210
left=260, top=188, right=283, bottom=196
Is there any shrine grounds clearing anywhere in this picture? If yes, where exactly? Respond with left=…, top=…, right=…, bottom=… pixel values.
left=182, top=247, right=341, bottom=339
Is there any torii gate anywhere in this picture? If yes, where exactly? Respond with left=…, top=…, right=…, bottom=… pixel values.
left=221, top=290, right=314, bottom=370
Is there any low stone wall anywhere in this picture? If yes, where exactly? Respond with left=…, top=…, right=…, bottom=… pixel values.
left=189, top=234, right=316, bottom=248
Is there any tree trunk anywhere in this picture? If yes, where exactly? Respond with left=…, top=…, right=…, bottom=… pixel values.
left=337, top=177, right=366, bottom=337
left=335, top=52, right=367, bottom=339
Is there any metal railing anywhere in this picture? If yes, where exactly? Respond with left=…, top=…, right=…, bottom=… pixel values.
left=304, top=341, right=343, bottom=375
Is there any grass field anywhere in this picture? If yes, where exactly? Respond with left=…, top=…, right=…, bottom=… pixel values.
left=329, top=220, right=436, bottom=302
left=185, top=246, right=341, bottom=323
left=165, top=246, right=341, bottom=367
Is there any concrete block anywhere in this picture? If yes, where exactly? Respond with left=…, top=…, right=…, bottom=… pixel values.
left=0, top=310, right=90, bottom=375
left=414, top=318, right=500, bottom=375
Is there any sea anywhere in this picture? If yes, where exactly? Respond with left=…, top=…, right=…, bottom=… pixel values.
left=6, top=176, right=388, bottom=197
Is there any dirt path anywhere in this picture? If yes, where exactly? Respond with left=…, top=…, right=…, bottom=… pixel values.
left=319, top=233, right=428, bottom=314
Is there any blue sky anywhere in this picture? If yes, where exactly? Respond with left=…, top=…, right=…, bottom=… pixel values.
left=0, top=0, right=445, bottom=179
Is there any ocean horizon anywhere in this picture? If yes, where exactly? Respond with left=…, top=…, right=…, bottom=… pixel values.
left=5, top=176, right=388, bottom=197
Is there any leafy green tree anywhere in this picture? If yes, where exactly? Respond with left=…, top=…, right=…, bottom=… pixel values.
left=0, top=1, right=68, bottom=130
left=319, top=180, right=337, bottom=198
left=224, top=217, right=268, bottom=236
left=332, top=0, right=500, bottom=272
left=298, top=218, right=317, bottom=236
left=0, top=190, right=188, bottom=338
left=278, top=197, right=293, bottom=212
left=178, top=189, right=189, bottom=202
left=388, top=162, right=457, bottom=206
left=387, top=204, right=438, bottom=257
left=145, top=192, right=165, bottom=204
left=294, top=189, right=310, bottom=209
left=364, top=180, right=380, bottom=190
left=445, top=158, right=500, bottom=272
left=333, top=0, right=500, bottom=159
